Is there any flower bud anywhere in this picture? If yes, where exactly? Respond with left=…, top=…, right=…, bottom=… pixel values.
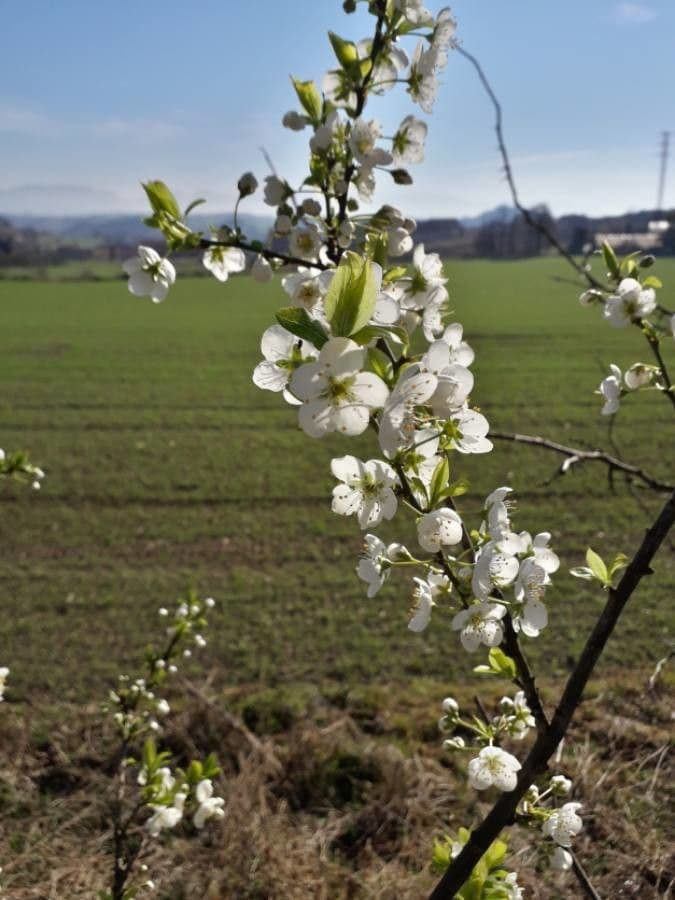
left=237, top=172, right=258, bottom=198
left=251, top=255, right=274, bottom=283
left=390, top=168, right=413, bottom=185
left=302, top=198, right=322, bottom=217
left=441, top=697, right=459, bottom=716
left=550, top=774, right=572, bottom=795
left=443, top=736, right=465, bottom=751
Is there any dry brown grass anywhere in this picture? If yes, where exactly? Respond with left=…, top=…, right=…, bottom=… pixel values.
left=0, top=669, right=672, bottom=899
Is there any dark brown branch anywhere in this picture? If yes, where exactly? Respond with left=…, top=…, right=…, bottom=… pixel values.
left=455, top=46, right=607, bottom=292
left=428, top=489, right=675, bottom=898
left=644, top=330, right=675, bottom=412
left=490, top=430, right=674, bottom=493
left=199, top=236, right=330, bottom=271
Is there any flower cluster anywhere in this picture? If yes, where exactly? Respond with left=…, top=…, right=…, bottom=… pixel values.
left=438, top=693, right=535, bottom=786
left=0, top=448, right=45, bottom=490
left=138, top=741, right=224, bottom=838
left=103, top=591, right=223, bottom=898
left=517, top=775, right=583, bottom=872
left=580, top=248, right=672, bottom=414
left=106, top=593, right=214, bottom=740
left=120, top=2, right=648, bottom=894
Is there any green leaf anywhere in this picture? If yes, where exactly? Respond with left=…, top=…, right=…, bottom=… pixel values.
left=585, top=547, right=609, bottom=584
left=602, top=241, right=620, bottom=281
left=488, top=647, right=517, bottom=680
left=367, top=347, right=394, bottom=384
left=351, top=323, right=408, bottom=347
left=323, top=252, right=379, bottom=337
left=484, top=837, right=508, bottom=870
left=275, top=307, right=329, bottom=349
left=440, top=477, right=470, bottom=500
left=608, top=552, right=629, bottom=578
left=142, top=738, right=157, bottom=770
left=431, top=837, right=452, bottom=873
left=428, top=456, right=449, bottom=506
left=328, top=31, right=359, bottom=68
left=184, top=198, right=206, bottom=218
left=142, top=180, right=182, bottom=220
left=291, top=78, right=322, bottom=123
left=364, top=231, right=389, bottom=268
left=642, top=275, right=662, bottom=288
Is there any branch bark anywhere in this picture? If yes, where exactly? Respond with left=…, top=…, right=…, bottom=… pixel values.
left=490, top=430, right=674, bottom=493
left=428, top=489, right=675, bottom=899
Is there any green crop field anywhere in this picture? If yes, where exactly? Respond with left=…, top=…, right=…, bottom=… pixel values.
left=0, top=258, right=673, bottom=707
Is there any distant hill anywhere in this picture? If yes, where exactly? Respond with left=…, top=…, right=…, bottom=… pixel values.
left=6, top=212, right=273, bottom=245
left=1, top=205, right=673, bottom=269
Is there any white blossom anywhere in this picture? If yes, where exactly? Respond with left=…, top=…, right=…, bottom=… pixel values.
left=392, top=115, right=428, bottom=165
left=252, top=325, right=317, bottom=396
left=301, top=198, right=322, bottom=217
left=551, top=846, right=573, bottom=871
left=378, top=367, right=438, bottom=455
left=349, top=118, right=392, bottom=167
left=624, top=362, right=654, bottom=390
left=452, top=601, right=507, bottom=652
left=356, top=534, right=404, bottom=597
left=146, top=790, right=186, bottom=837
left=445, top=407, right=493, bottom=454
left=193, top=779, right=225, bottom=829
left=599, top=363, right=622, bottom=415
left=0, top=667, right=8, bottom=701
left=603, top=278, right=656, bottom=327
left=202, top=245, right=245, bottom=283
left=431, top=7, right=458, bottom=66
left=289, top=337, right=389, bottom=437
left=472, top=544, right=520, bottom=601
left=330, top=455, right=399, bottom=528
left=402, top=244, right=447, bottom=308
left=543, top=802, right=583, bottom=847
left=408, top=571, right=450, bottom=632
left=251, top=254, right=274, bottom=283
left=274, top=214, right=292, bottom=236
left=282, top=267, right=332, bottom=313
left=122, top=246, right=176, bottom=303
left=467, top=746, right=521, bottom=791
left=550, top=775, right=573, bottom=795
left=289, top=225, right=322, bottom=262
left=499, top=691, right=535, bottom=739
left=263, top=175, right=290, bottom=207
left=407, top=41, right=440, bottom=113
left=417, top=508, right=463, bottom=553
left=394, top=0, right=433, bottom=26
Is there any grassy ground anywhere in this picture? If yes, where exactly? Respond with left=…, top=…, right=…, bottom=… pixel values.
left=1, top=258, right=672, bottom=700
left=0, top=258, right=672, bottom=897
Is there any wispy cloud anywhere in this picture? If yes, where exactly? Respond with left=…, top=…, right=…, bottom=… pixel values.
left=0, top=102, right=57, bottom=136
left=611, top=2, right=657, bottom=25
left=90, top=117, right=184, bottom=143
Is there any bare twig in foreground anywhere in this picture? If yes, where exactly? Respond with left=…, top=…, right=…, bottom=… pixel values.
left=490, top=430, right=674, bottom=493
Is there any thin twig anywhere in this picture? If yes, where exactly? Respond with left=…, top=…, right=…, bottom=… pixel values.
left=490, top=430, right=674, bottom=493
left=199, top=236, right=330, bottom=271
left=455, top=46, right=607, bottom=291
left=571, top=851, right=604, bottom=900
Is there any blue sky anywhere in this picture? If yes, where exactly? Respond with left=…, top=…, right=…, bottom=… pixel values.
left=1, top=0, right=673, bottom=218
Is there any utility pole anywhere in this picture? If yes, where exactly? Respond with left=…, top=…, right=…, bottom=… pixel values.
left=656, top=131, right=670, bottom=213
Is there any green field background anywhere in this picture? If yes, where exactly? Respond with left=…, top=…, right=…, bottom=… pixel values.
left=1, top=259, right=673, bottom=705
